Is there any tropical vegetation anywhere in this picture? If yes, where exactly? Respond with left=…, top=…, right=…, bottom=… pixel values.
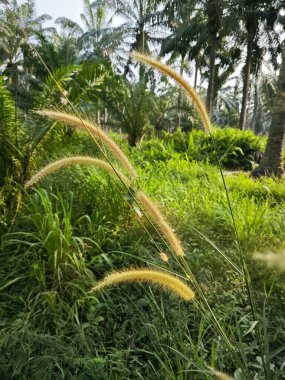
left=1, top=0, right=285, bottom=379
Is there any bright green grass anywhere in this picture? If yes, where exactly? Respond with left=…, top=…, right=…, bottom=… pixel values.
left=1, top=147, right=285, bottom=379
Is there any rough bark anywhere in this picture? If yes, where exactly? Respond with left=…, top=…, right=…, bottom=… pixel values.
left=252, top=48, right=285, bottom=178
left=128, top=129, right=139, bottom=147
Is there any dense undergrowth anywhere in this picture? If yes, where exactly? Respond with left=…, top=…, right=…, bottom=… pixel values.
left=135, top=127, right=265, bottom=171
left=1, top=132, right=285, bottom=379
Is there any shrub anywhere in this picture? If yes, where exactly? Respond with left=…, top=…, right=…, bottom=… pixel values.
left=132, top=139, right=175, bottom=165
left=162, top=127, right=265, bottom=170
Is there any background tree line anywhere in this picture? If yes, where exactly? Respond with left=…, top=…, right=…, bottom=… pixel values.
left=0, top=0, right=285, bottom=175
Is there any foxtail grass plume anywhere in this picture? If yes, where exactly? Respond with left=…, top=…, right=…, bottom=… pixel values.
left=37, top=110, right=137, bottom=179
left=91, top=268, right=194, bottom=301
left=25, top=156, right=130, bottom=188
left=136, top=191, right=185, bottom=257
left=132, top=52, right=212, bottom=134
left=206, top=366, right=233, bottom=380
left=254, top=251, right=285, bottom=272
left=160, top=252, right=169, bottom=262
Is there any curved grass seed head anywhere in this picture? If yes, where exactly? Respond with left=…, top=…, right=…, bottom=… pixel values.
left=206, top=366, right=233, bottom=380
left=137, top=191, right=185, bottom=257
left=37, top=110, right=137, bottom=180
left=132, top=52, right=212, bottom=134
left=159, top=252, right=169, bottom=262
left=91, top=268, right=195, bottom=301
left=25, top=156, right=131, bottom=188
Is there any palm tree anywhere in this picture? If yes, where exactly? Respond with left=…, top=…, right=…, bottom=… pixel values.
left=252, top=45, right=285, bottom=177
left=237, top=0, right=282, bottom=130
left=0, top=0, right=52, bottom=108
left=55, top=0, right=123, bottom=62
left=113, top=0, right=161, bottom=79
left=161, top=0, right=240, bottom=117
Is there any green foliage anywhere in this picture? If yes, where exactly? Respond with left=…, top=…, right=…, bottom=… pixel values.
left=39, top=59, right=114, bottom=109
left=162, top=127, right=189, bottom=152
left=0, top=76, right=17, bottom=186
left=132, top=139, right=176, bottom=165
left=2, top=154, right=285, bottom=378
left=162, top=127, right=264, bottom=170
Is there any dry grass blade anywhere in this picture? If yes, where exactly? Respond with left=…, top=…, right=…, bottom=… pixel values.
left=37, top=110, right=137, bottom=179
left=25, top=156, right=131, bottom=188
left=132, top=52, right=212, bottom=134
left=137, top=191, right=185, bottom=257
left=91, top=268, right=195, bottom=301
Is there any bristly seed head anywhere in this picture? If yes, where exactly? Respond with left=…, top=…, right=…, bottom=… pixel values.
left=132, top=52, right=212, bottom=134
left=25, top=156, right=131, bottom=188
left=206, top=366, right=233, bottom=380
left=91, top=268, right=195, bottom=301
left=160, top=252, right=169, bottom=262
left=37, top=110, right=137, bottom=179
left=137, top=191, right=185, bottom=257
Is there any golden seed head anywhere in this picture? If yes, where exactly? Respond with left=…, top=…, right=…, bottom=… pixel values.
left=254, top=251, right=285, bottom=272
left=137, top=191, right=185, bottom=257
left=160, top=252, right=169, bottom=262
left=25, top=156, right=130, bottom=188
left=91, top=268, right=195, bottom=301
left=37, top=110, right=137, bottom=179
left=131, top=52, right=212, bottom=134
left=206, top=366, right=233, bottom=380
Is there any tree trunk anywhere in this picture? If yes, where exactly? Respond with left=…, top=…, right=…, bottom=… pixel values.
left=205, top=0, right=220, bottom=116
left=177, top=56, right=184, bottom=127
left=128, top=129, right=138, bottom=147
left=250, top=82, right=258, bottom=133
left=194, top=60, right=198, bottom=90
left=252, top=47, right=285, bottom=177
left=239, top=38, right=253, bottom=130
left=206, top=43, right=216, bottom=116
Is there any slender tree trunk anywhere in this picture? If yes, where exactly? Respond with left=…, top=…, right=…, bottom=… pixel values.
left=206, top=43, right=216, bottom=116
left=250, top=82, right=258, bottom=133
left=177, top=56, right=184, bottom=127
left=104, top=107, right=108, bottom=131
left=252, top=47, right=285, bottom=177
left=205, top=0, right=220, bottom=116
left=194, top=60, right=198, bottom=90
left=239, top=38, right=253, bottom=130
